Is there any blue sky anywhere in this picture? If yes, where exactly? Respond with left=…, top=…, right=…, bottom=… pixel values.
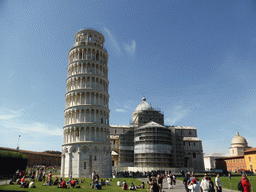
left=0, top=0, right=256, bottom=154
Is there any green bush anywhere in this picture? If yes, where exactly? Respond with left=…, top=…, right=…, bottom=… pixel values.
left=0, top=151, right=28, bottom=159
left=0, top=151, right=28, bottom=177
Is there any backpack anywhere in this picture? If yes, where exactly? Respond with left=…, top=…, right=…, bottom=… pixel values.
left=238, top=180, right=244, bottom=191
left=209, top=182, right=215, bottom=192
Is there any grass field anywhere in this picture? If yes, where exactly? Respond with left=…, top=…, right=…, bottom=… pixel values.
left=177, top=175, right=256, bottom=191
left=0, top=178, right=148, bottom=192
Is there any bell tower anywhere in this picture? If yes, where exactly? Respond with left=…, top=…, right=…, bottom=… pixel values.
left=61, top=29, right=112, bottom=178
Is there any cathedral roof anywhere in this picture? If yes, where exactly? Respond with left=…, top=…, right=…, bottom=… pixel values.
left=204, top=153, right=229, bottom=157
left=231, top=132, right=247, bottom=146
left=138, top=121, right=166, bottom=129
left=183, top=137, right=201, bottom=141
left=134, top=97, right=155, bottom=113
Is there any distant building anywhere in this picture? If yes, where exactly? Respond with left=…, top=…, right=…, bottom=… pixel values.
left=110, top=97, right=205, bottom=172
left=215, top=132, right=254, bottom=172
left=0, top=147, right=61, bottom=166
left=229, top=132, right=251, bottom=156
left=204, top=153, right=229, bottom=171
left=244, top=148, right=256, bottom=172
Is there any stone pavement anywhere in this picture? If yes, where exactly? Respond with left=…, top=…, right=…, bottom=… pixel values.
left=138, top=178, right=238, bottom=192
left=0, top=180, right=11, bottom=185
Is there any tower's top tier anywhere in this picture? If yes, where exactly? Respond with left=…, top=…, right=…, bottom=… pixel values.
left=74, top=29, right=105, bottom=48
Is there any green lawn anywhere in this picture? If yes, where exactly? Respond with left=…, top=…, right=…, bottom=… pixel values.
left=0, top=178, right=148, bottom=192
left=177, top=176, right=256, bottom=191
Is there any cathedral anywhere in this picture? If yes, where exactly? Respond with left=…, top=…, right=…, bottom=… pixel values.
left=110, top=97, right=205, bottom=172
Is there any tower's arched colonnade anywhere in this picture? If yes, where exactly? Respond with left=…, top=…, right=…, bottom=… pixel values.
left=61, top=29, right=112, bottom=178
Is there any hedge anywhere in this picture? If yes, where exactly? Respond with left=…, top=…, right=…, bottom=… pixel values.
left=0, top=150, right=28, bottom=177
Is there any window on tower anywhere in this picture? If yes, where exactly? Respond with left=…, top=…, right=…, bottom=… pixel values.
left=84, top=162, right=86, bottom=169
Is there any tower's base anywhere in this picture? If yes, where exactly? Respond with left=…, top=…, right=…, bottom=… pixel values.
left=61, top=142, right=112, bottom=178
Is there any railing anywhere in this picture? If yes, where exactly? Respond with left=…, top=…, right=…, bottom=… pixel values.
left=70, top=42, right=108, bottom=52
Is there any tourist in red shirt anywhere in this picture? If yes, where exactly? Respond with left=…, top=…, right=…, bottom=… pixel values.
left=70, top=179, right=76, bottom=188
left=62, top=181, right=67, bottom=189
left=20, top=176, right=26, bottom=188
left=241, top=174, right=251, bottom=192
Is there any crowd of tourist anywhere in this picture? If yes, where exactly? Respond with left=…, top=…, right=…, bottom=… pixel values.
left=5, top=168, right=254, bottom=191
left=182, top=171, right=252, bottom=192
left=113, top=170, right=167, bottom=178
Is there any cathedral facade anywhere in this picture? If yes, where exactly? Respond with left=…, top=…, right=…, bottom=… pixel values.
left=110, top=97, right=205, bottom=172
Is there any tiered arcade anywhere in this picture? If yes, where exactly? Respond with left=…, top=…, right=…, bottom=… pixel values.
left=61, top=29, right=112, bottom=178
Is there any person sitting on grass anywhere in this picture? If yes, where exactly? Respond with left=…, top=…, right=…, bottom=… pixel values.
left=22, top=181, right=29, bottom=188
left=106, top=179, right=110, bottom=186
left=20, top=176, right=26, bottom=188
left=75, top=178, right=79, bottom=184
left=94, top=181, right=102, bottom=189
left=61, top=180, right=67, bottom=189
left=90, top=181, right=94, bottom=189
left=16, top=178, right=21, bottom=185
left=70, top=178, right=76, bottom=188
left=122, top=180, right=128, bottom=190
left=141, top=182, right=145, bottom=189
left=129, top=183, right=135, bottom=190
left=117, top=180, right=121, bottom=187
left=53, top=177, right=59, bottom=185
left=80, top=179, right=84, bottom=183
left=29, top=179, right=36, bottom=188
left=9, top=177, right=15, bottom=185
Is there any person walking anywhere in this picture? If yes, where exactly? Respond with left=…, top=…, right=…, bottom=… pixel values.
left=187, top=179, right=200, bottom=192
left=241, top=174, right=251, bottom=192
left=183, top=173, right=190, bottom=192
left=215, top=174, right=222, bottom=192
left=167, top=175, right=172, bottom=189
left=200, top=176, right=210, bottom=192
left=228, top=172, right=231, bottom=180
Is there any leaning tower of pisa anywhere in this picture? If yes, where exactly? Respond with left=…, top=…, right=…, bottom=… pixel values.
left=61, top=29, right=112, bottom=178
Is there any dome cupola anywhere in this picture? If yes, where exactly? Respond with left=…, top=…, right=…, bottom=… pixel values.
left=134, top=97, right=154, bottom=112
left=231, top=132, right=248, bottom=147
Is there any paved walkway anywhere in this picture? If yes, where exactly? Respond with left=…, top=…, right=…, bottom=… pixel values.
left=138, top=178, right=238, bottom=192
left=0, top=180, right=11, bottom=185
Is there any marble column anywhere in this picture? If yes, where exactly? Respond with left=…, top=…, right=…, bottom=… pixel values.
left=68, top=152, right=72, bottom=177
left=79, top=127, right=81, bottom=141
left=61, top=154, right=65, bottom=177
left=77, top=150, right=81, bottom=178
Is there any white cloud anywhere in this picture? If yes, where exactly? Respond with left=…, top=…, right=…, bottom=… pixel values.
left=165, top=106, right=189, bottom=125
left=104, top=28, right=121, bottom=53
left=0, top=107, right=23, bottom=120
left=0, top=115, right=14, bottom=120
left=124, top=40, right=136, bottom=54
left=0, top=107, right=62, bottom=136
left=17, top=122, right=62, bottom=136
left=115, top=109, right=126, bottom=113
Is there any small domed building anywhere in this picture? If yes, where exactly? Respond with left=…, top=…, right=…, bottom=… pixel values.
left=229, top=132, right=251, bottom=157
left=110, top=97, right=205, bottom=172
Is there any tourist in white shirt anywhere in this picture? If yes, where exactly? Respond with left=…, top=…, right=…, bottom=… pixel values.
left=200, top=176, right=210, bottom=191
left=188, top=179, right=200, bottom=192
left=29, top=179, right=36, bottom=188
left=215, top=174, right=222, bottom=192
left=117, top=180, right=121, bottom=187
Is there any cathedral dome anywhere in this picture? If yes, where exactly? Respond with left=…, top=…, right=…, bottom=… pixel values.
left=231, top=132, right=247, bottom=146
left=134, top=97, right=154, bottom=112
